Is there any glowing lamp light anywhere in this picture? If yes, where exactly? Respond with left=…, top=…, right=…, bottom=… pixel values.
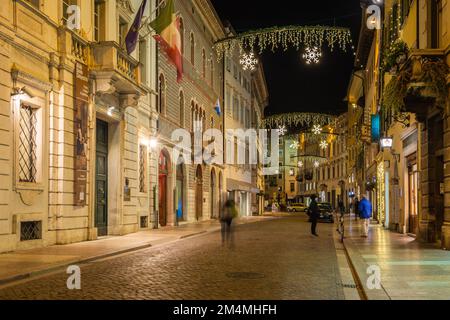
left=298, top=161, right=304, bottom=168
left=107, top=107, right=115, bottom=117
left=149, top=138, right=158, bottom=150
left=314, top=161, right=320, bottom=168
left=380, top=137, right=393, bottom=149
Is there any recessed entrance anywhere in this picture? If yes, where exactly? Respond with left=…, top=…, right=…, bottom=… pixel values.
left=95, top=119, right=108, bottom=237
left=407, top=153, right=418, bottom=235
left=159, top=151, right=170, bottom=227
left=195, top=165, right=203, bottom=221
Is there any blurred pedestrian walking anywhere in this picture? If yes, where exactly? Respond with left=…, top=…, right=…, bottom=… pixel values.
left=354, top=197, right=360, bottom=221
left=220, top=200, right=238, bottom=247
left=307, top=195, right=320, bottom=237
left=358, top=196, right=372, bottom=237
left=338, top=199, right=345, bottom=215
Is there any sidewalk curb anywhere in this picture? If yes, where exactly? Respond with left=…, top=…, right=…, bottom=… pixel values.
left=0, top=219, right=268, bottom=288
left=342, top=237, right=391, bottom=300
left=0, top=229, right=216, bottom=287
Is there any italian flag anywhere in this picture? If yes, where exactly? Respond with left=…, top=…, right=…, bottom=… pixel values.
left=150, top=0, right=183, bottom=82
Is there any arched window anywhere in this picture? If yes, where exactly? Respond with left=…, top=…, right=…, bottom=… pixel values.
left=158, top=74, right=165, bottom=114
left=179, top=17, right=184, bottom=55
left=202, top=49, right=206, bottom=78
left=190, top=33, right=195, bottom=66
left=179, top=91, right=185, bottom=126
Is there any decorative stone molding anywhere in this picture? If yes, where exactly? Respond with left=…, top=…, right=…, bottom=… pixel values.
left=117, top=0, right=135, bottom=21
left=11, top=64, right=53, bottom=92
left=120, top=93, right=140, bottom=109
left=16, top=188, right=44, bottom=206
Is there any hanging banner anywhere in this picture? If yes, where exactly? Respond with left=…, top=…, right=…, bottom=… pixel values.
left=371, top=114, right=381, bottom=143
left=74, top=62, right=89, bottom=207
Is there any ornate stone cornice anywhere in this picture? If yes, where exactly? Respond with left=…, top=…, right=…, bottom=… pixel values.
left=11, top=64, right=53, bottom=92
left=194, top=0, right=226, bottom=41
left=117, top=0, right=136, bottom=13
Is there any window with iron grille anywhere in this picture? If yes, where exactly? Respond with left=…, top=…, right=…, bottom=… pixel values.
left=19, top=104, right=38, bottom=183
left=20, top=221, right=42, bottom=241
left=139, top=145, right=147, bottom=193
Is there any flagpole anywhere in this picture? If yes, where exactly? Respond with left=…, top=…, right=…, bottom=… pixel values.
left=137, top=0, right=167, bottom=33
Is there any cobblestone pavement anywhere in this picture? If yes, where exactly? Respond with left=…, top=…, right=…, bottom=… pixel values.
left=0, top=216, right=344, bottom=300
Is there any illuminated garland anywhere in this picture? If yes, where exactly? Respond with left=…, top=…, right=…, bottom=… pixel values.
left=214, top=25, right=353, bottom=59
left=262, top=112, right=336, bottom=129
left=294, top=155, right=328, bottom=166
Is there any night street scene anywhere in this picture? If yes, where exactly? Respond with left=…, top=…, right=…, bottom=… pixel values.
left=0, top=0, right=450, bottom=314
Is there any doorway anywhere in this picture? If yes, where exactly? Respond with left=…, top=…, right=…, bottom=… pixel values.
left=195, top=165, right=203, bottom=220
left=95, top=119, right=108, bottom=236
left=210, top=169, right=216, bottom=219
left=176, top=161, right=185, bottom=221
left=407, top=154, right=419, bottom=235
left=159, top=151, right=169, bottom=227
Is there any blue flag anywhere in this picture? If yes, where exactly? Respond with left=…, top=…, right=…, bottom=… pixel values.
left=214, top=99, right=221, bottom=116
left=125, top=0, right=148, bottom=55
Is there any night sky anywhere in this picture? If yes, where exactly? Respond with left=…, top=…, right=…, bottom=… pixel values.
left=210, top=0, right=363, bottom=116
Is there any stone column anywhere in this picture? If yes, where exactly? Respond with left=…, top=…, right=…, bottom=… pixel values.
left=419, top=121, right=436, bottom=243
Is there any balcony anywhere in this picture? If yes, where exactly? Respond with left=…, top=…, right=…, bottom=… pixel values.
left=58, top=27, right=90, bottom=65
left=401, top=49, right=448, bottom=122
left=90, top=41, right=144, bottom=96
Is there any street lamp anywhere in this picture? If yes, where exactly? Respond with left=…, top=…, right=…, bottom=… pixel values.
left=380, top=137, right=393, bottom=149
left=149, top=137, right=158, bottom=150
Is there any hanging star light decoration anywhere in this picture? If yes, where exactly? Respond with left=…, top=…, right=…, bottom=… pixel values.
left=298, top=161, right=304, bottom=168
left=320, top=140, right=329, bottom=150
left=277, top=125, right=287, bottom=136
left=314, top=161, right=320, bottom=168
left=290, top=141, right=300, bottom=149
left=303, top=47, right=322, bottom=64
left=240, top=52, right=258, bottom=71
left=312, top=124, right=322, bottom=135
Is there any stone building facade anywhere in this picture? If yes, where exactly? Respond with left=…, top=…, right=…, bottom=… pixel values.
left=155, top=0, right=226, bottom=225
left=351, top=0, right=449, bottom=249
left=223, top=26, right=259, bottom=217
left=0, top=0, right=158, bottom=253
left=317, top=113, right=349, bottom=209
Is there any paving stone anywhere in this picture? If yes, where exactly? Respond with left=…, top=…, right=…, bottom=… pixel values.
left=0, top=216, right=345, bottom=300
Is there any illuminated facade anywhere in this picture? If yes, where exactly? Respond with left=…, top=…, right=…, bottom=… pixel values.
left=352, top=0, right=450, bottom=249
left=0, top=0, right=159, bottom=253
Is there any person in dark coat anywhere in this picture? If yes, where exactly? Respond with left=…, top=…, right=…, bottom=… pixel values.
left=220, top=200, right=238, bottom=247
left=338, top=199, right=345, bottom=215
left=308, top=195, right=320, bottom=237
left=354, top=197, right=360, bottom=221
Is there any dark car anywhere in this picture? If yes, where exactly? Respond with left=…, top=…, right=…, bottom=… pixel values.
left=317, top=203, right=334, bottom=223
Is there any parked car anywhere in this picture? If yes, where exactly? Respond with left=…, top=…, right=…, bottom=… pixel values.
left=308, top=203, right=334, bottom=223
left=317, top=203, right=334, bottom=223
left=287, top=203, right=308, bottom=212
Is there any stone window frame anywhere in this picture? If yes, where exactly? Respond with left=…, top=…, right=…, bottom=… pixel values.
left=12, top=95, right=45, bottom=195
